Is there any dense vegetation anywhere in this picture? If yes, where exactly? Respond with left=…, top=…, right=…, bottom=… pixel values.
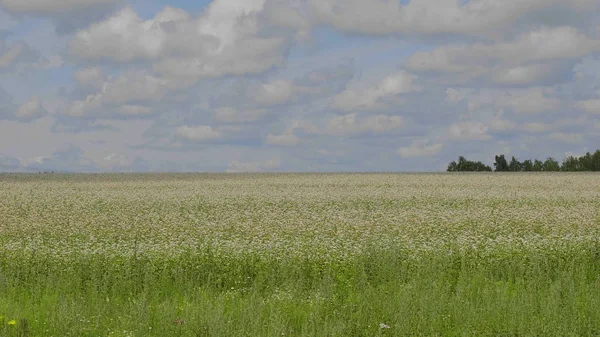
left=1, top=173, right=599, bottom=336
left=447, top=150, right=600, bottom=172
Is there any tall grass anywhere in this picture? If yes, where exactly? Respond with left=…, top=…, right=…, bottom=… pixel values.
left=0, top=173, right=599, bottom=336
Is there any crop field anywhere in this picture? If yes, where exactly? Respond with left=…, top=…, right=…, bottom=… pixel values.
left=1, top=173, right=599, bottom=336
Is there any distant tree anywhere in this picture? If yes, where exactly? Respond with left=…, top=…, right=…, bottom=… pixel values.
left=494, top=155, right=509, bottom=172
left=508, top=156, right=523, bottom=172
left=447, top=156, right=492, bottom=172
left=447, top=150, right=600, bottom=173
left=561, top=156, right=581, bottom=172
left=592, top=150, right=600, bottom=171
left=580, top=152, right=593, bottom=171
left=447, top=161, right=458, bottom=172
left=543, top=157, right=560, bottom=171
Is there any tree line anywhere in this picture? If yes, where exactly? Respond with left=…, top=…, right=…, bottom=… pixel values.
left=447, top=150, right=600, bottom=172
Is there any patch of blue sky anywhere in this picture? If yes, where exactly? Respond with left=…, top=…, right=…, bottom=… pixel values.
left=128, top=0, right=212, bottom=19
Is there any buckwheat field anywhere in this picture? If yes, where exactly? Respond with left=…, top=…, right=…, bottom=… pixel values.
left=1, top=173, right=599, bottom=336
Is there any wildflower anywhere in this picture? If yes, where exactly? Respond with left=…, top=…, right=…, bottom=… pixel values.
left=7, top=320, right=16, bottom=326
left=379, top=323, right=390, bottom=329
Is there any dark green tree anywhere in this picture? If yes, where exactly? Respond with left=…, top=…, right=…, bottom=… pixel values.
left=508, top=156, right=523, bottom=172
left=522, top=159, right=533, bottom=172
left=592, top=150, right=600, bottom=171
left=579, top=152, right=593, bottom=171
left=533, top=159, right=544, bottom=171
left=543, top=157, right=560, bottom=171
left=447, top=156, right=492, bottom=172
left=447, top=161, right=458, bottom=172
left=561, top=156, right=581, bottom=171
left=494, top=155, right=509, bottom=172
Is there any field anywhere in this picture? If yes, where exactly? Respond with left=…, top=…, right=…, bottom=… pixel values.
left=1, top=173, right=599, bottom=336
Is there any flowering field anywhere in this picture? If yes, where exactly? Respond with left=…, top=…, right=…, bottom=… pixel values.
left=1, top=173, right=599, bottom=336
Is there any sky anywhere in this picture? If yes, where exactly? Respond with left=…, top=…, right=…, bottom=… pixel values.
left=0, top=0, right=599, bottom=173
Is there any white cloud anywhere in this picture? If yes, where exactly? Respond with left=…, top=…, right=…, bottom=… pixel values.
left=466, top=88, right=560, bottom=114
left=446, top=122, right=492, bottom=141
left=489, top=116, right=517, bottom=133
left=309, top=0, right=597, bottom=37
left=332, top=71, right=416, bottom=111
left=445, top=88, right=470, bottom=103
left=71, top=3, right=289, bottom=80
left=75, top=67, right=105, bottom=89
left=324, top=113, right=404, bottom=136
left=521, top=122, right=552, bottom=133
left=504, top=89, right=561, bottom=114
left=253, top=79, right=294, bottom=106
left=267, top=133, right=299, bottom=146
left=117, top=105, right=152, bottom=116
left=406, top=26, right=600, bottom=85
left=0, top=42, right=25, bottom=69
left=398, top=140, right=443, bottom=158
left=65, top=70, right=169, bottom=118
left=576, top=100, right=600, bottom=114
left=175, top=125, right=221, bottom=142
left=490, top=64, right=556, bottom=86
left=0, top=0, right=118, bottom=14
left=0, top=153, right=21, bottom=172
left=226, top=158, right=281, bottom=173
left=15, top=96, right=46, bottom=121
left=70, top=7, right=182, bottom=62
left=214, top=107, right=268, bottom=123
left=549, top=132, right=584, bottom=144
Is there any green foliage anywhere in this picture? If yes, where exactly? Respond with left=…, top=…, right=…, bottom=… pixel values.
left=447, top=156, right=492, bottom=172
left=522, top=159, right=533, bottom=172
left=494, top=155, right=509, bottom=172
left=451, top=150, right=600, bottom=172
left=508, top=156, right=523, bottom=172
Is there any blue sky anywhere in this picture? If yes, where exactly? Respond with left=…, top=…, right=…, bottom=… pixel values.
left=0, top=0, right=599, bottom=172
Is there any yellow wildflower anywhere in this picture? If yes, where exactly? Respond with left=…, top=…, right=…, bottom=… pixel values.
left=7, top=320, right=17, bottom=326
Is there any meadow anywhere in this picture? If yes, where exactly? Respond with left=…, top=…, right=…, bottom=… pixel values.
left=0, top=173, right=599, bottom=336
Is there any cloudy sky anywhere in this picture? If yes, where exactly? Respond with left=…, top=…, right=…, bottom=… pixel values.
left=0, top=0, right=599, bottom=172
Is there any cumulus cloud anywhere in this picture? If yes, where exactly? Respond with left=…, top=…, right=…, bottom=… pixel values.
left=446, top=122, right=492, bottom=141
left=266, top=133, right=299, bottom=146
left=15, top=96, right=46, bottom=121
left=0, top=0, right=123, bottom=34
left=0, top=153, right=21, bottom=172
left=332, top=71, right=416, bottom=111
left=65, top=70, right=169, bottom=118
left=0, top=36, right=45, bottom=71
left=253, top=79, right=294, bottom=106
left=549, top=132, right=584, bottom=144
left=175, top=125, right=222, bottom=142
left=226, top=158, right=281, bottom=173
left=74, top=67, right=106, bottom=90
left=214, top=107, right=269, bottom=124
left=0, top=89, right=46, bottom=121
left=407, top=26, right=600, bottom=86
left=71, top=3, right=290, bottom=79
left=521, top=122, right=553, bottom=133
left=463, top=88, right=561, bottom=115
left=309, top=0, right=597, bottom=37
left=3, top=0, right=600, bottom=172
left=398, top=140, right=443, bottom=158
left=576, top=100, right=600, bottom=114
left=0, top=0, right=118, bottom=14
left=322, top=113, right=405, bottom=136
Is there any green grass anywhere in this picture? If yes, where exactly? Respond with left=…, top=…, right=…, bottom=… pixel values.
left=2, top=247, right=600, bottom=336
left=1, top=173, right=599, bottom=336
